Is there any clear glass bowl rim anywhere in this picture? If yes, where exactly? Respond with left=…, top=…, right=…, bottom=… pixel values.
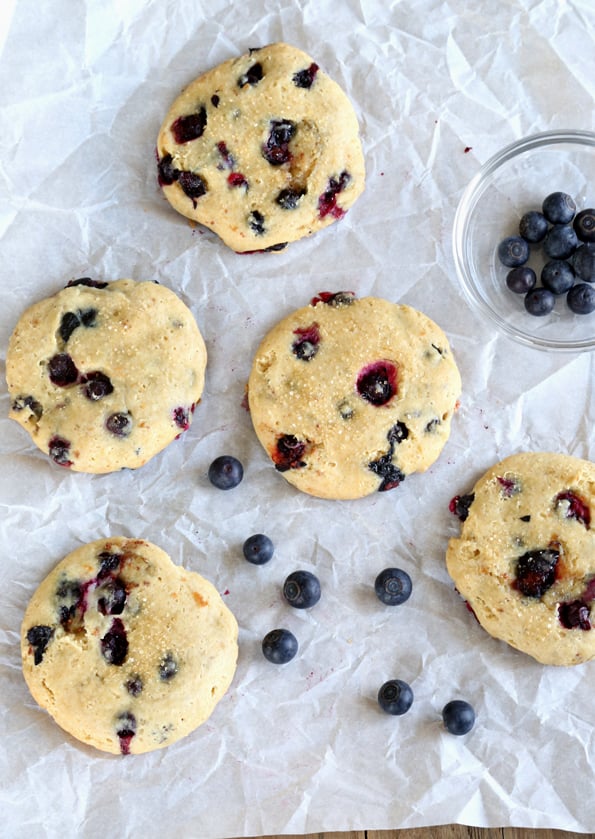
left=452, top=128, right=595, bottom=352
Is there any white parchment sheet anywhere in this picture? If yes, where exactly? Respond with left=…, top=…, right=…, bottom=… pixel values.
left=1, top=1, right=595, bottom=836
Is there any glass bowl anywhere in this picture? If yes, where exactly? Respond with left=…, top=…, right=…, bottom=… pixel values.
left=452, top=129, right=595, bottom=352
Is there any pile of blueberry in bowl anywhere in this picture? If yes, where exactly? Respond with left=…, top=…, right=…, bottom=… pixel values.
left=498, top=192, right=595, bottom=316
left=452, top=129, right=595, bottom=352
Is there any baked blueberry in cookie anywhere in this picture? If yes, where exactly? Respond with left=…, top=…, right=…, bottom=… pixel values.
left=446, top=452, right=595, bottom=665
left=156, top=43, right=365, bottom=252
left=6, top=279, right=207, bottom=473
left=21, top=538, right=238, bottom=754
left=248, top=294, right=461, bottom=499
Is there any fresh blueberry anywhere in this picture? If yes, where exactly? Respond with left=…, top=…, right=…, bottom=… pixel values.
left=208, top=455, right=244, bottom=489
left=524, top=287, right=555, bottom=316
left=374, top=567, right=412, bottom=606
left=377, top=679, right=414, bottom=715
left=542, top=191, right=576, bottom=224
left=26, top=625, right=54, bottom=665
left=261, top=628, right=298, bottom=664
left=571, top=243, right=595, bottom=282
left=543, top=224, right=579, bottom=260
left=541, top=260, right=575, bottom=294
left=574, top=208, right=595, bottom=243
left=242, top=533, right=274, bottom=565
left=567, top=282, right=595, bottom=314
left=442, top=699, right=475, bottom=735
left=515, top=548, right=559, bottom=597
left=497, top=236, right=529, bottom=268
left=283, top=570, right=321, bottom=609
left=518, top=210, right=548, bottom=243
left=506, top=266, right=536, bottom=294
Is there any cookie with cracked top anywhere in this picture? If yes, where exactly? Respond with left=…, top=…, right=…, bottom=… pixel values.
left=247, top=293, right=461, bottom=499
left=447, top=451, right=595, bottom=665
left=156, top=42, right=365, bottom=252
left=21, top=537, right=238, bottom=754
left=6, top=278, right=206, bottom=473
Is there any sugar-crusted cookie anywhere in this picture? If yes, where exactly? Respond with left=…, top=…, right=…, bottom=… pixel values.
left=6, top=278, right=206, bottom=473
left=447, top=452, right=595, bottom=666
left=247, top=292, right=461, bottom=500
left=156, top=42, right=365, bottom=253
left=21, top=537, right=238, bottom=755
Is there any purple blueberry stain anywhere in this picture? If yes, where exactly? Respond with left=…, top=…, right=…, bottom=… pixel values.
left=116, top=711, right=137, bottom=755
left=356, top=361, right=398, bottom=406
left=228, top=172, right=249, bottom=189
left=292, top=323, right=321, bottom=361
left=173, top=406, right=190, bottom=431
left=170, top=106, right=207, bottom=143
left=26, top=625, right=54, bottom=665
left=554, top=490, right=591, bottom=529
left=318, top=171, right=351, bottom=219
left=498, top=475, right=521, bottom=497
left=101, top=618, right=128, bottom=666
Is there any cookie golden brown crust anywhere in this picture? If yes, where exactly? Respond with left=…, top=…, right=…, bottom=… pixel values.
left=6, top=279, right=206, bottom=473
left=156, top=42, right=365, bottom=252
left=21, top=538, right=238, bottom=755
left=247, top=293, right=461, bottom=500
left=447, top=452, right=595, bottom=666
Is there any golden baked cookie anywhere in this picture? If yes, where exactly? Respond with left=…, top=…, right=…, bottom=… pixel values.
left=156, top=42, right=365, bottom=252
left=21, top=537, right=238, bottom=755
left=247, top=292, right=461, bottom=500
left=6, top=278, right=206, bottom=473
left=447, top=452, right=595, bottom=666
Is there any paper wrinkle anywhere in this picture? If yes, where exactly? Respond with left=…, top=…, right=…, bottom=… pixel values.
left=1, top=0, right=595, bottom=836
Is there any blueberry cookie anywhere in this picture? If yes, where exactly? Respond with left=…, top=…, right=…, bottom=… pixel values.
left=447, top=452, right=595, bottom=666
left=21, top=537, right=238, bottom=755
left=247, top=293, right=461, bottom=500
left=6, top=278, right=207, bottom=473
left=156, top=42, right=365, bottom=252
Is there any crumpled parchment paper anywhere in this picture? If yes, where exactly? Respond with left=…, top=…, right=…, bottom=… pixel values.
left=1, top=1, right=595, bottom=836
